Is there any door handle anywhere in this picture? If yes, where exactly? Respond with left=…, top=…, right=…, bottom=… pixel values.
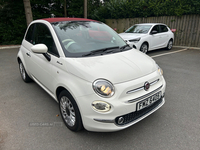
left=26, top=52, right=31, bottom=57
left=57, top=61, right=63, bottom=65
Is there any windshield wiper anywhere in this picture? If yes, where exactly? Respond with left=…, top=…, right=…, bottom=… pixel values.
left=82, top=46, right=119, bottom=57
left=119, top=44, right=131, bottom=51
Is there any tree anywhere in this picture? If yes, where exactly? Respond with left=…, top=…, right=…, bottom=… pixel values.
left=84, top=0, right=87, bottom=18
left=64, top=0, right=67, bottom=17
left=23, top=0, right=33, bottom=26
left=0, top=0, right=27, bottom=45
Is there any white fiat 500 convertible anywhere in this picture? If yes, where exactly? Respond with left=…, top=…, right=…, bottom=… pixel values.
left=17, top=18, right=166, bottom=132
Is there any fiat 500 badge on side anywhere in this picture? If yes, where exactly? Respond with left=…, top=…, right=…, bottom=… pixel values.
left=17, top=18, right=166, bottom=132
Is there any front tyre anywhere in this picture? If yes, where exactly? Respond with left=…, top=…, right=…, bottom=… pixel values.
left=140, top=43, right=148, bottom=53
left=166, top=39, right=173, bottom=50
left=59, top=90, right=83, bottom=132
left=19, top=61, right=32, bottom=83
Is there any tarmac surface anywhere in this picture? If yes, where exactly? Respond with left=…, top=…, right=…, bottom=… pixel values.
left=0, top=46, right=200, bottom=150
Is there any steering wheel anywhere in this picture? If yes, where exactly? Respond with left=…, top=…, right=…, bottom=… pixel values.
left=62, top=39, right=75, bottom=44
left=62, top=39, right=76, bottom=50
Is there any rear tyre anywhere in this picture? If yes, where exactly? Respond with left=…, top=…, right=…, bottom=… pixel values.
left=166, top=39, right=173, bottom=50
left=59, top=90, right=83, bottom=132
left=19, top=61, right=32, bottom=83
left=140, top=43, right=148, bottom=53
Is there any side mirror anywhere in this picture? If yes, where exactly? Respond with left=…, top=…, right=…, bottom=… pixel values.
left=31, top=44, right=48, bottom=54
left=31, top=44, right=51, bottom=61
left=151, top=30, right=158, bottom=35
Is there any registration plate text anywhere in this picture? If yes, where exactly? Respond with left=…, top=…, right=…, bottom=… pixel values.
left=137, top=91, right=162, bottom=111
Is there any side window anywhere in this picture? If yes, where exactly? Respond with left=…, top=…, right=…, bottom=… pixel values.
left=25, top=24, right=35, bottom=44
left=160, top=25, right=168, bottom=32
left=34, top=23, right=59, bottom=57
left=151, top=25, right=160, bottom=33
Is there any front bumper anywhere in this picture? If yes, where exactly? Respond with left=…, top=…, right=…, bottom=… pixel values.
left=125, top=41, right=142, bottom=50
left=75, top=71, right=166, bottom=132
left=94, top=96, right=164, bottom=125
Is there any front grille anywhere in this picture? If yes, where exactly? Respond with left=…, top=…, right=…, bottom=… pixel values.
left=127, top=79, right=160, bottom=94
left=127, top=85, right=163, bottom=103
left=115, top=98, right=163, bottom=126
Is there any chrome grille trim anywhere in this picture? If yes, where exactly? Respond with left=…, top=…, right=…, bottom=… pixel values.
left=126, top=79, right=159, bottom=94
left=126, top=85, right=163, bottom=103
left=150, top=79, right=159, bottom=86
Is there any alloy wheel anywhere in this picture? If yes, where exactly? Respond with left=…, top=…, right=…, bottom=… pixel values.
left=140, top=43, right=148, bottom=53
left=168, top=40, right=173, bottom=50
left=19, top=62, right=26, bottom=80
left=60, top=96, right=76, bottom=127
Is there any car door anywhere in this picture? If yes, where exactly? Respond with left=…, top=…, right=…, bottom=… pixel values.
left=25, top=23, right=62, bottom=94
left=21, top=23, right=36, bottom=75
left=149, top=25, right=162, bottom=50
left=159, top=25, right=170, bottom=47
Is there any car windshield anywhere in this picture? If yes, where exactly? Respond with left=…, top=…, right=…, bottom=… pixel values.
left=52, top=21, right=128, bottom=57
left=125, top=25, right=152, bottom=34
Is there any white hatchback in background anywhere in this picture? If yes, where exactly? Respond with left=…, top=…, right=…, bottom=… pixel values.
left=17, top=18, right=166, bottom=132
left=119, top=23, right=174, bottom=53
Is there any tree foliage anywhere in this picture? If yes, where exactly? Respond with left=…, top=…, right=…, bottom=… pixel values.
left=0, top=0, right=199, bottom=45
left=92, top=0, right=200, bottom=20
left=31, top=0, right=64, bottom=19
left=0, top=0, right=26, bottom=44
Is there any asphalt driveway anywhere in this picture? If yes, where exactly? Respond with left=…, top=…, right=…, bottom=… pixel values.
left=0, top=47, right=200, bottom=150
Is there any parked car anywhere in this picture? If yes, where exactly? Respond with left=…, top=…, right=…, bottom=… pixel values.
left=17, top=18, right=166, bottom=132
left=119, top=23, right=174, bottom=53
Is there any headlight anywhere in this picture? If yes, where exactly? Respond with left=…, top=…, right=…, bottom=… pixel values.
left=129, top=37, right=141, bottom=42
left=93, top=79, right=115, bottom=98
left=157, top=65, right=163, bottom=75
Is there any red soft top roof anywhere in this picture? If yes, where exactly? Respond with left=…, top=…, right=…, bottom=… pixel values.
left=41, top=17, right=97, bottom=23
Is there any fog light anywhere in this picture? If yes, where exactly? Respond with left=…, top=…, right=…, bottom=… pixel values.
left=92, top=101, right=111, bottom=112
left=118, top=117, right=124, bottom=125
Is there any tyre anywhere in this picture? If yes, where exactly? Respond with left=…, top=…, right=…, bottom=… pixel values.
left=140, top=43, right=148, bottom=53
left=19, top=61, right=32, bottom=83
left=59, top=90, right=83, bottom=132
left=166, top=39, right=173, bottom=50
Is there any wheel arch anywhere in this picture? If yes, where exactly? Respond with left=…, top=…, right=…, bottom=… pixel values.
left=140, top=41, right=149, bottom=52
left=17, top=57, right=21, bottom=63
left=142, top=41, right=149, bottom=48
left=56, top=86, right=77, bottom=105
left=55, top=76, right=93, bottom=105
left=17, top=56, right=30, bottom=75
left=17, top=50, right=29, bottom=73
left=56, top=86, right=84, bottom=131
left=56, top=86, right=70, bottom=101
left=17, top=48, right=24, bottom=63
left=166, top=38, right=174, bottom=50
